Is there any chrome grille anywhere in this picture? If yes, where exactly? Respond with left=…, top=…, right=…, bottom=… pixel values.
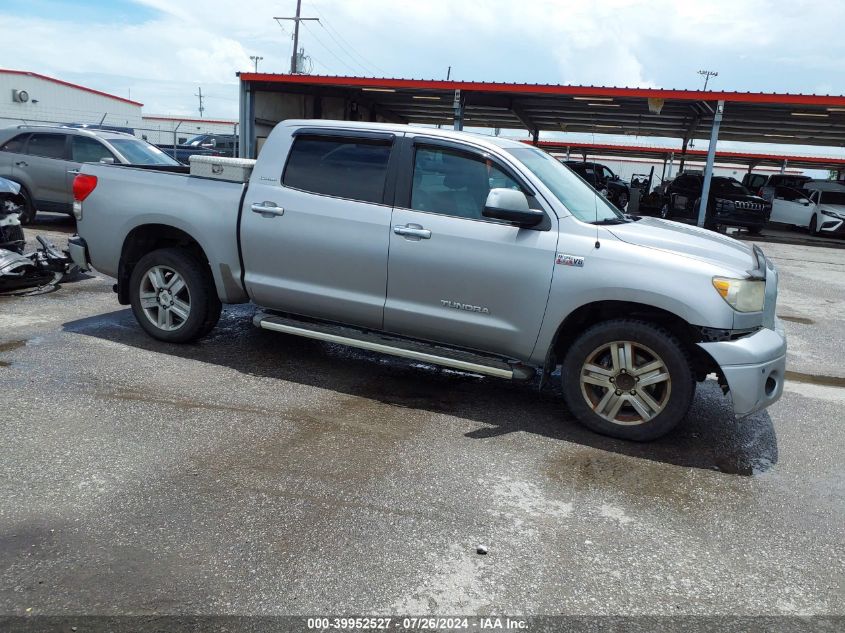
left=734, top=200, right=765, bottom=212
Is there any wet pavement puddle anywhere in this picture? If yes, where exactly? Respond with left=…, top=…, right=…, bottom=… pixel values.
left=785, top=371, right=845, bottom=388
left=0, top=340, right=26, bottom=367
left=779, top=315, right=815, bottom=325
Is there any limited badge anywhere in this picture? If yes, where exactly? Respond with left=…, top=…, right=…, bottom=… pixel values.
left=556, top=253, right=584, bottom=267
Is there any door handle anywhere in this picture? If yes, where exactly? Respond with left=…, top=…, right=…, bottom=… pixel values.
left=251, top=202, right=285, bottom=217
left=68, top=169, right=80, bottom=175
left=15, top=161, right=28, bottom=168
left=393, top=224, right=431, bottom=239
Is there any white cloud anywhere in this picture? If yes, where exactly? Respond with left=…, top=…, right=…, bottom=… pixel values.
left=1, top=0, right=844, bottom=122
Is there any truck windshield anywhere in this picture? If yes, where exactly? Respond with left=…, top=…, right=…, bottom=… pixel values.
left=505, top=147, right=623, bottom=223
left=109, top=139, right=180, bottom=166
left=712, top=178, right=751, bottom=195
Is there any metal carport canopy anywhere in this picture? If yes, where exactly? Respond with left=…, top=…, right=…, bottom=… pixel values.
left=237, top=73, right=845, bottom=226
left=238, top=73, right=845, bottom=147
left=533, top=141, right=845, bottom=172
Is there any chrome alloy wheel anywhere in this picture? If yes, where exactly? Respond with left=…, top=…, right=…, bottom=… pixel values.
left=139, top=265, right=191, bottom=331
left=579, top=340, right=672, bottom=425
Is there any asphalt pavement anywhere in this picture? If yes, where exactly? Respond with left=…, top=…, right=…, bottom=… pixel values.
left=1, top=215, right=843, bottom=619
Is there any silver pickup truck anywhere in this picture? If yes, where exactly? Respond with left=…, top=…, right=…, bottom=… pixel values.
left=68, top=120, right=786, bottom=441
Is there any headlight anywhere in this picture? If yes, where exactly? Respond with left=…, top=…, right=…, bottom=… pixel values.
left=820, top=209, right=845, bottom=219
left=712, top=277, right=765, bottom=312
left=714, top=198, right=736, bottom=213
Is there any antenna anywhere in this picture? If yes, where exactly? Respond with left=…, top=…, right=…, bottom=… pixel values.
left=249, top=55, right=263, bottom=72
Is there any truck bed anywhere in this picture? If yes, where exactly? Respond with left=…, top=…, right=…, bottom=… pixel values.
left=77, top=163, right=248, bottom=302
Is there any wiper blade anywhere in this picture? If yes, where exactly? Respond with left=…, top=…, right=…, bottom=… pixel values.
left=591, top=218, right=627, bottom=225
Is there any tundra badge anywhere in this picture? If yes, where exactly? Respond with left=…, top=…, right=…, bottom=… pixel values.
left=441, top=300, right=490, bottom=314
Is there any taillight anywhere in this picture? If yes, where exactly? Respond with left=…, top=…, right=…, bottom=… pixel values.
left=72, top=174, right=97, bottom=221
left=73, top=174, right=98, bottom=201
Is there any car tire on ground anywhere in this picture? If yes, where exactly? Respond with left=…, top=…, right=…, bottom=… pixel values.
left=809, top=215, right=819, bottom=236
left=16, top=187, right=35, bottom=225
left=129, top=247, right=221, bottom=343
left=561, top=319, right=695, bottom=441
left=746, top=226, right=763, bottom=235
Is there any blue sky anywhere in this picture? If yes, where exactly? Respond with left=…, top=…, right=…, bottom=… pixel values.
left=2, top=0, right=844, bottom=157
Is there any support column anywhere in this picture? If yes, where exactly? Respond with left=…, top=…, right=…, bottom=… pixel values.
left=667, top=152, right=675, bottom=179
left=697, top=100, right=725, bottom=228
left=531, top=129, right=539, bottom=146
left=780, top=159, right=788, bottom=174
left=661, top=155, right=668, bottom=183
left=238, top=80, right=254, bottom=158
left=565, top=146, right=571, bottom=161
left=678, top=137, right=689, bottom=173
left=453, top=89, right=463, bottom=131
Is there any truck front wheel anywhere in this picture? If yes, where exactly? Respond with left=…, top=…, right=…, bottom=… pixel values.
left=129, top=247, right=221, bottom=343
left=561, top=319, right=695, bottom=441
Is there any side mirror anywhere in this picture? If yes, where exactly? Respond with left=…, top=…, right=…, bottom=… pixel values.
left=99, top=157, right=115, bottom=164
left=482, top=188, right=543, bottom=226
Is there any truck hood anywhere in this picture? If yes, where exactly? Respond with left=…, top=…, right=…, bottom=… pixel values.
left=608, top=217, right=756, bottom=273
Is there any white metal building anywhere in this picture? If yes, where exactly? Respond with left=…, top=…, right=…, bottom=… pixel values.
left=0, top=69, right=143, bottom=130
left=139, top=115, right=238, bottom=145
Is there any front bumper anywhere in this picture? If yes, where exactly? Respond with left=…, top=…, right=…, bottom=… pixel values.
left=698, top=318, right=786, bottom=417
left=67, top=235, right=90, bottom=271
left=818, top=215, right=845, bottom=235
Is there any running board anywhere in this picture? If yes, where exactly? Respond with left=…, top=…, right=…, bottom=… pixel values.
left=253, top=312, right=534, bottom=380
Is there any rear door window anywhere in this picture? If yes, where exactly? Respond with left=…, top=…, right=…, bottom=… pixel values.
left=71, top=136, right=116, bottom=163
left=283, top=135, right=392, bottom=204
left=0, top=134, right=29, bottom=153
left=26, top=133, right=68, bottom=159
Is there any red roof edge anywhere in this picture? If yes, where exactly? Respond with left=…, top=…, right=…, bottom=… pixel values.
left=0, top=69, right=143, bottom=107
left=532, top=140, right=845, bottom=166
left=143, top=115, right=238, bottom=125
left=237, top=73, right=845, bottom=107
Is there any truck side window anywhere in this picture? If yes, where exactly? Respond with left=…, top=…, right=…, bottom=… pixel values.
left=411, top=146, right=520, bottom=220
left=283, top=135, right=392, bottom=204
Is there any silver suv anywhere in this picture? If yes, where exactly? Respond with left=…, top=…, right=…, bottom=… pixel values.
left=0, top=125, right=179, bottom=224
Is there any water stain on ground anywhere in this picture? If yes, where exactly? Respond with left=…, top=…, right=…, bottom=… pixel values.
left=779, top=315, right=815, bottom=325
left=785, top=371, right=845, bottom=388
left=0, top=339, right=26, bottom=367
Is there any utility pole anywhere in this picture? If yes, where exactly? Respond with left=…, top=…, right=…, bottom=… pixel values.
left=697, top=69, right=718, bottom=91
left=195, top=87, right=205, bottom=118
left=249, top=56, right=263, bottom=72
left=275, top=1, right=319, bottom=74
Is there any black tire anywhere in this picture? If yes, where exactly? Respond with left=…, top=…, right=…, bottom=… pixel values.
left=746, top=226, right=763, bottom=235
left=16, top=187, right=35, bottom=225
left=129, top=247, right=221, bottom=343
left=561, top=319, right=695, bottom=441
left=809, top=215, right=819, bottom=236
left=2, top=223, right=25, bottom=254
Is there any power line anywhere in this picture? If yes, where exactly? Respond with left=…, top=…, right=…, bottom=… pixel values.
left=274, top=0, right=320, bottom=73
left=301, top=20, right=360, bottom=75
left=305, top=0, right=388, bottom=75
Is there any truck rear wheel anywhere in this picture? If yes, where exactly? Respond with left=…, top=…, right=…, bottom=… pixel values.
left=561, top=319, right=695, bottom=441
left=129, top=248, right=221, bottom=343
